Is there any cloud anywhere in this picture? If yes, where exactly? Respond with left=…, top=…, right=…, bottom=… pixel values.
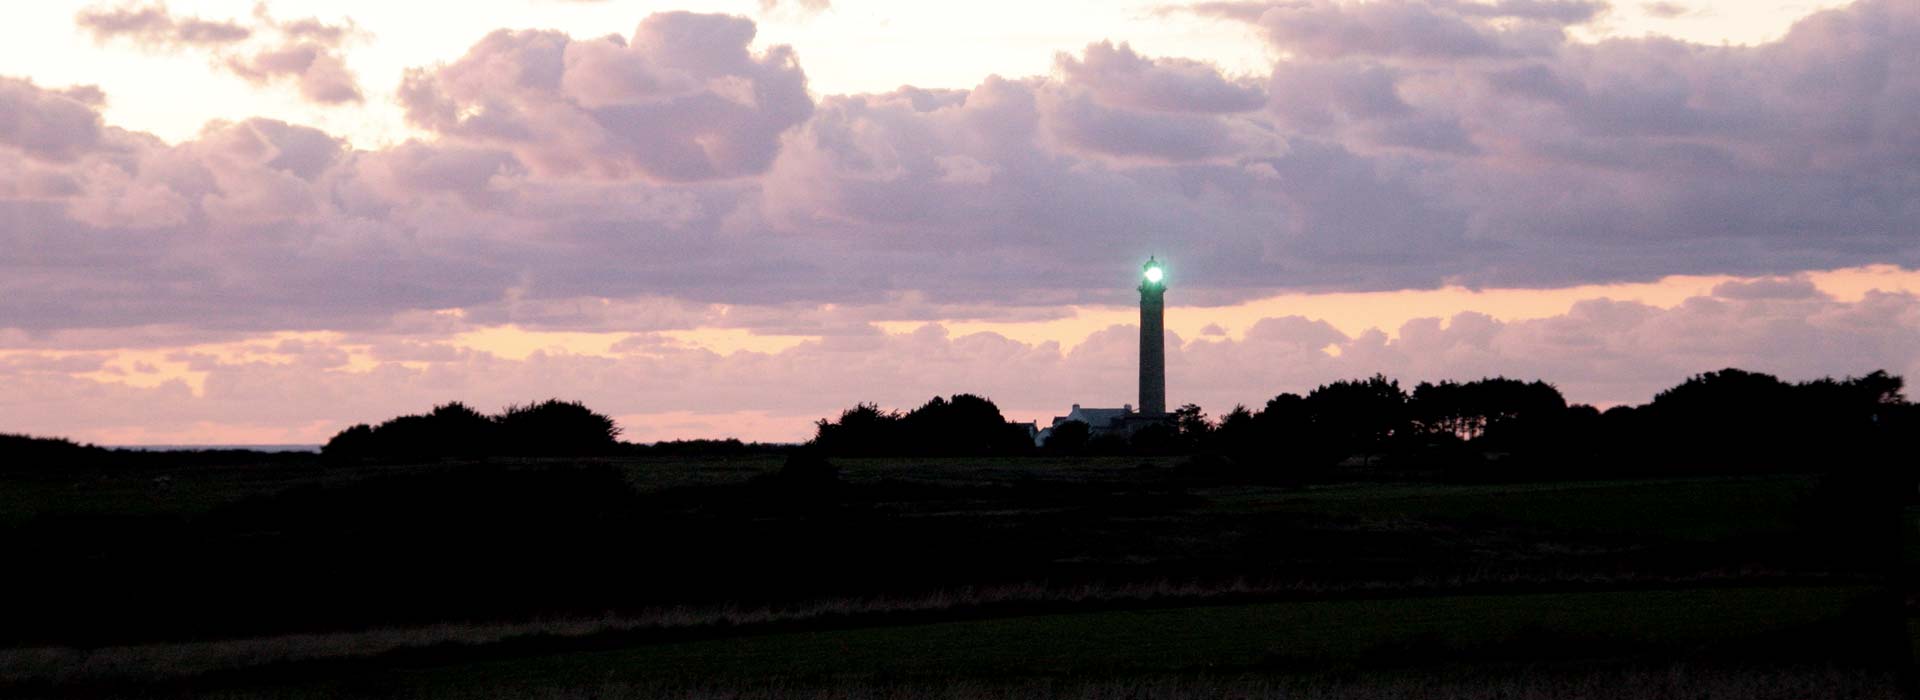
left=1440, top=0, right=1608, bottom=24
left=74, top=2, right=363, bottom=106
left=398, top=12, right=813, bottom=181
left=1041, top=86, right=1261, bottom=160
left=1056, top=41, right=1266, bottom=113
left=758, top=0, right=832, bottom=18
left=1228, top=0, right=1569, bottom=60
left=4, top=3, right=1920, bottom=342
left=10, top=4, right=1920, bottom=442
left=225, top=43, right=363, bottom=104
left=1709, top=276, right=1821, bottom=300
left=1641, top=2, right=1689, bottom=19
left=0, top=78, right=105, bottom=161
left=76, top=4, right=252, bottom=47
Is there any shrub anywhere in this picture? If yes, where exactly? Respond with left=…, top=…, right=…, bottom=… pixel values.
left=322, top=400, right=623, bottom=461
left=497, top=400, right=622, bottom=456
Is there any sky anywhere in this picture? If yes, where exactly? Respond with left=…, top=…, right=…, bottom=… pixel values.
left=2, top=0, right=1917, bottom=445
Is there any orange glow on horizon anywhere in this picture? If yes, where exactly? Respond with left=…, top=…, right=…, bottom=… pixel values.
left=9, top=265, right=1918, bottom=445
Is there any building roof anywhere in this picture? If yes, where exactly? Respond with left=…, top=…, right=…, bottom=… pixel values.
left=1051, top=403, right=1133, bottom=430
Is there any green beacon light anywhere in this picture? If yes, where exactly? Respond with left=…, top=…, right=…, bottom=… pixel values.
left=1143, top=260, right=1164, bottom=284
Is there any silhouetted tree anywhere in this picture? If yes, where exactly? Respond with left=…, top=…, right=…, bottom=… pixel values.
left=1645, top=368, right=1797, bottom=467
left=1246, top=392, right=1323, bottom=469
left=1172, top=403, right=1209, bottom=449
left=1305, top=374, right=1409, bottom=465
left=809, top=367, right=1916, bottom=478
left=811, top=403, right=903, bottom=456
left=1211, top=404, right=1257, bottom=460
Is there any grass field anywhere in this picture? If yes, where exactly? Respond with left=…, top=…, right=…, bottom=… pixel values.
left=1, top=455, right=1906, bottom=698
left=11, top=584, right=1890, bottom=698
left=405, top=586, right=1877, bottom=680
left=1907, top=505, right=1920, bottom=665
left=274, top=666, right=1906, bottom=700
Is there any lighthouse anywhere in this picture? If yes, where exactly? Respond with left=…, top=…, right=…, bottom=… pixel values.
left=1034, top=257, right=1172, bottom=446
left=1138, top=256, right=1166, bottom=416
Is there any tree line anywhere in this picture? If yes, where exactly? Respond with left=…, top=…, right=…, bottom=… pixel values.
left=810, top=368, right=1916, bottom=480
left=24, top=366, right=1896, bottom=478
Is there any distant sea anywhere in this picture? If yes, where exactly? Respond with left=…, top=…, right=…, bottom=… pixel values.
left=110, top=444, right=322, bottom=453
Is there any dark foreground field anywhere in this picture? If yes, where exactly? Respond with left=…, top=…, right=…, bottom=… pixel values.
left=1, top=454, right=1911, bottom=698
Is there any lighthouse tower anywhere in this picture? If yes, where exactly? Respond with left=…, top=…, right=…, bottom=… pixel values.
left=1032, top=257, right=1172, bottom=446
left=1138, top=257, right=1166, bottom=416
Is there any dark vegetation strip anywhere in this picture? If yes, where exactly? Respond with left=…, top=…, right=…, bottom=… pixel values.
left=248, top=586, right=1896, bottom=698
left=4, top=578, right=1891, bottom=695
left=0, top=466, right=1885, bottom=648
left=209, top=664, right=1908, bottom=700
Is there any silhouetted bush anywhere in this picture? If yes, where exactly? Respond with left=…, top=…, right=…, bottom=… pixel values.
left=497, top=399, right=622, bottom=456
left=0, top=433, right=111, bottom=471
left=322, top=423, right=377, bottom=459
left=811, top=394, right=1035, bottom=457
left=2, top=434, right=317, bottom=472
left=323, top=400, right=623, bottom=461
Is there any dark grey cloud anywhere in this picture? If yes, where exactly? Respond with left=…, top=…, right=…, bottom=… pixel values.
left=1056, top=41, right=1266, bottom=113
left=1439, top=0, right=1608, bottom=24
left=1042, top=88, right=1252, bottom=160
left=0, top=78, right=104, bottom=161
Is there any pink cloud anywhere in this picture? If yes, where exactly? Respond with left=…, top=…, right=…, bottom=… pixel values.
left=1234, top=0, right=1568, bottom=60
left=226, top=43, right=363, bottom=104
left=0, top=78, right=105, bottom=162
left=0, top=3, right=1918, bottom=395
left=399, top=13, right=813, bottom=181
left=76, top=4, right=252, bottom=48
left=75, top=2, right=363, bottom=106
